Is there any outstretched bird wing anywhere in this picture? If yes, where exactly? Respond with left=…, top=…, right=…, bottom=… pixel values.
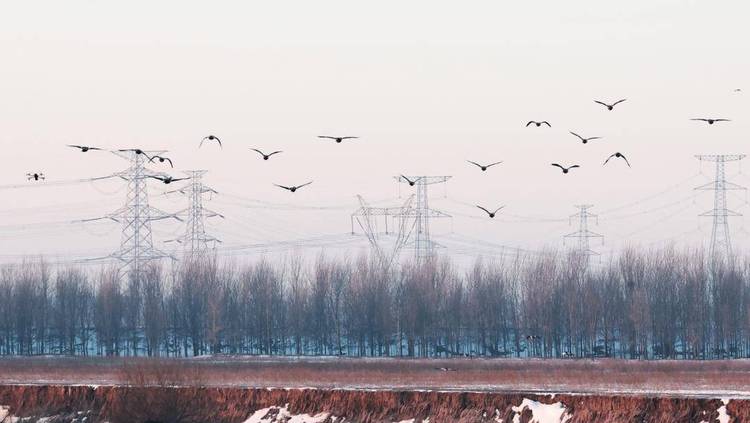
left=250, top=148, right=266, bottom=157
left=612, top=99, right=627, bottom=106
left=492, top=206, right=505, bottom=214
left=690, top=118, right=709, bottom=122
left=542, top=121, right=551, bottom=127
left=526, top=121, right=535, bottom=127
left=318, top=136, right=336, bottom=140
left=619, top=154, right=631, bottom=167
left=170, top=177, right=189, bottom=182
left=340, top=136, right=358, bottom=140
left=297, top=181, right=314, bottom=189
left=594, top=100, right=609, bottom=107
left=569, top=132, right=585, bottom=141
left=476, top=205, right=492, bottom=216
left=467, top=160, right=483, bottom=168
left=274, top=184, right=293, bottom=191
left=603, top=154, right=616, bottom=165
left=268, top=150, right=283, bottom=156
left=67, top=145, right=83, bottom=149
left=569, top=165, right=580, bottom=169
left=714, top=119, right=731, bottom=122
left=487, top=161, right=503, bottom=167
left=551, top=163, right=565, bottom=170
left=146, top=175, right=165, bottom=182
left=164, top=158, right=174, bottom=168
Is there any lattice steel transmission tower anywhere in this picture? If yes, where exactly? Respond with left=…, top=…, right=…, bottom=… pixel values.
left=564, top=205, right=603, bottom=261
left=350, top=194, right=415, bottom=268
left=96, top=150, right=181, bottom=280
left=695, top=155, right=746, bottom=266
left=168, top=170, right=223, bottom=258
left=394, top=176, right=451, bottom=261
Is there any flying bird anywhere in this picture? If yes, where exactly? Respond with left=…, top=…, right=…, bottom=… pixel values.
left=603, top=152, right=631, bottom=167
left=526, top=121, right=551, bottom=127
left=149, top=155, right=174, bottom=168
left=467, top=160, right=503, bottom=171
left=734, top=88, right=742, bottom=92
left=594, top=99, right=626, bottom=110
left=200, top=135, right=222, bottom=148
left=400, top=175, right=422, bottom=186
left=251, top=148, right=283, bottom=160
left=691, top=118, right=731, bottom=125
left=118, top=149, right=151, bottom=160
left=27, top=173, right=45, bottom=181
left=569, top=132, right=602, bottom=144
left=551, top=163, right=580, bottom=174
left=67, top=145, right=102, bottom=152
left=274, top=181, right=313, bottom=193
left=318, top=135, right=358, bottom=143
left=476, top=205, right=504, bottom=218
left=146, top=175, right=188, bottom=184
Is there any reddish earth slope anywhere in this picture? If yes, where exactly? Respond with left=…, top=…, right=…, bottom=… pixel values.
left=0, top=384, right=748, bottom=423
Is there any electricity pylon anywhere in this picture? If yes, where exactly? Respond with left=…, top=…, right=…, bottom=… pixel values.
left=351, top=194, right=415, bottom=268
left=394, top=176, right=451, bottom=262
left=87, top=150, right=180, bottom=281
left=695, top=155, right=746, bottom=267
left=564, top=204, right=603, bottom=263
left=167, top=170, right=223, bottom=259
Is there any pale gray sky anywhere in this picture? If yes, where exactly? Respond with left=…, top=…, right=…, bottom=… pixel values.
left=0, top=1, right=748, bottom=264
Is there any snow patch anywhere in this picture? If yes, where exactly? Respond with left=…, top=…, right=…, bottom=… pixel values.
left=717, top=398, right=730, bottom=423
left=511, top=398, right=571, bottom=423
left=242, top=405, right=331, bottom=423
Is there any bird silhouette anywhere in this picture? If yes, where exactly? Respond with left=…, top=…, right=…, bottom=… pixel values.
left=118, top=149, right=152, bottom=160
left=147, top=175, right=188, bottom=184
left=476, top=205, right=504, bottom=218
left=318, top=135, right=358, bottom=143
left=551, top=163, right=580, bottom=174
left=200, top=135, right=222, bottom=148
left=148, top=155, right=174, bottom=168
left=734, top=88, right=742, bottom=92
left=251, top=148, right=283, bottom=160
left=467, top=160, right=503, bottom=171
left=67, top=145, right=102, bottom=152
left=594, top=99, right=626, bottom=110
left=400, top=175, right=422, bottom=186
left=26, top=173, right=45, bottom=181
left=691, top=118, right=731, bottom=125
left=603, top=152, right=631, bottom=167
left=274, top=181, right=313, bottom=193
left=526, top=121, right=551, bottom=127
left=569, top=132, right=602, bottom=144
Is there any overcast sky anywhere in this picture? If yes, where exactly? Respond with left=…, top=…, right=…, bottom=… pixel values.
left=0, top=1, right=748, bottom=265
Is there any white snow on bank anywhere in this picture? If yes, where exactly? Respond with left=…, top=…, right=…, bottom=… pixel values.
left=241, top=405, right=432, bottom=423
left=0, top=406, right=19, bottom=423
left=511, top=398, right=571, bottom=423
left=717, top=398, right=731, bottom=423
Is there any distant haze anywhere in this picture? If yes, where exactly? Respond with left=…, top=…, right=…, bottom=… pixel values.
left=0, top=1, right=748, bottom=264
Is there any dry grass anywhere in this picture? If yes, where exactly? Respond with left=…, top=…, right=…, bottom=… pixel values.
left=1, top=356, right=749, bottom=395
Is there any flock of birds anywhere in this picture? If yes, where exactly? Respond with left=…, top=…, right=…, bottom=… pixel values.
left=25, top=97, right=735, bottom=220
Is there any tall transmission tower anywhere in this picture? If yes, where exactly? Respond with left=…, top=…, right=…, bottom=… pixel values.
left=167, top=170, right=223, bottom=259
left=394, top=176, right=452, bottom=261
left=350, top=194, right=415, bottom=268
left=90, top=150, right=181, bottom=280
left=695, top=155, right=746, bottom=266
left=564, top=204, right=603, bottom=261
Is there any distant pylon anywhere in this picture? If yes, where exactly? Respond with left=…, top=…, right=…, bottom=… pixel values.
left=168, top=170, right=223, bottom=259
left=99, top=150, right=180, bottom=280
left=695, top=155, right=746, bottom=266
left=564, top=205, right=603, bottom=262
left=350, top=194, right=415, bottom=268
left=394, top=176, right=451, bottom=261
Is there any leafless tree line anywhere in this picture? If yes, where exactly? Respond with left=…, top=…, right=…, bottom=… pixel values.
left=0, top=247, right=748, bottom=359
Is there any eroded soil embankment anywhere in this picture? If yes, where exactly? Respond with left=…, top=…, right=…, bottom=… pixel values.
left=0, top=384, right=747, bottom=423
